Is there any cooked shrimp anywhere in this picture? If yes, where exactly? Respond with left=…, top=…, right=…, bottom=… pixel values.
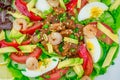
left=47, top=0, right=59, bottom=7
left=26, top=57, right=38, bottom=70
left=83, top=24, right=97, bottom=38
left=48, top=32, right=62, bottom=45
left=13, top=18, right=27, bottom=31
left=81, top=76, right=91, bottom=80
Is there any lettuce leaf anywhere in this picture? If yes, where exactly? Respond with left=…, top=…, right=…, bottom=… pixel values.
left=111, top=6, right=120, bottom=33
left=7, top=60, right=29, bottom=80
left=99, top=6, right=120, bottom=33
left=99, top=11, right=114, bottom=29
left=101, top=0, right=112, bottom=6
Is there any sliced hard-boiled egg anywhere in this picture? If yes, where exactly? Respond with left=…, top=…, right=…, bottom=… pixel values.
left=35, top=0, right=51, bottom=12
left=84, top=37, right=102, bottom=63
left=78, top=2, right=108, bottom=21
left=22, top=57, right=59, bottom=77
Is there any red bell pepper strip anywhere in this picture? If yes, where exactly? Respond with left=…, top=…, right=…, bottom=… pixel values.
left=15, top=0, right=42, bottom=21
left=77, top=44, right=93, bottom=76
left=21, top=22, right=43, bottom=35
left=66, top=0, right=78, bottom=14
left=0, top=40, right=19, bottom=48
left=10, top=48, right=42, bottom=64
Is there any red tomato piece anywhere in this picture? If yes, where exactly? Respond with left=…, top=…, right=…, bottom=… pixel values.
left=77, top=44, right=93, bottom=76
left=10, top=48, right=42, bottom=64
left=48, top=68, right=68, bottom=80
left=21, top=22, right=43, bottom=35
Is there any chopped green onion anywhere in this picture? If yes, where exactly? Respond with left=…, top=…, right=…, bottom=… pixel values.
left=59, top=43, right=64, bottom=52
left=44, top=75, right=50, bottom=79
left=70, top=48, right=75, bottom=52
left=47, top=31, right=51, bottom=35
left=37, top=33, right=41, bottom=39
left=69, top=34, right=78, bottom=40
left=58, top=13, right=67, bottom=22
left=35, top=30, right=40, bottom=34
left=73, top=27, right=79, bottom=33
left=53, top=59, right=57, bottom=61
left=80, top=36, right=83, bottom=40
left=63, top=0, right=70, bottom=3
left=43, top=24, right=49, bottom=29
left=69, top=34, right=75, bottom=39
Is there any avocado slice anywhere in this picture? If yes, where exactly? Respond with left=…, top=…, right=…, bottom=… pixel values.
left=58, top=58, right=83, bottom=69
left=26, top=0, right=46, bottom=18
left=73, top=65, right=84, bottom=78
left=59, top=0, right=66, bottom=10
left=102, top=45, right=118, bottom=68
left=64, top=37, right=78, bottom=44
left=30, top=8, right=46, bottom=18
left=0, top=30, right=5, bottom=40
left=18, top=45, right=37, bottom=53
left=0, top=47, right=18, bottom=54
left=46, top=43, right=53, bottom=53
left=16, top=34, right=26, bottom=44
left=77, top=0, right=81, bottom=8
left=27, top=0, right=37, bottom=11
left=109, top=0, right=120, bottom=11
left=7, top=11, right=30, bottom=22
left=9, top=28, right=23, bottom=39
left=43, top=8, right=53, bottom=16
left=97, top=22, right=119, bottom=43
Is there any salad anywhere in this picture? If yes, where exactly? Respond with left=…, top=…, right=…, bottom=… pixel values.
left=0, top=0, right=120, bottom=80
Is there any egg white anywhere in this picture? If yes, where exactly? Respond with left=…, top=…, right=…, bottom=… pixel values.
left=36, top=0, right=51, bottom=12
left=78, top=2, right=108, bottom=21
left=85, top=37, right=102, bottom=63
left=21, top=57, right=59, bottom=77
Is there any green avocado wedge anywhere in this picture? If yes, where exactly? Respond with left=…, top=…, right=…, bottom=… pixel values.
left=58, top=58, right=83, bottom=69
left=102, top=45, right=119, bottom=68
left=0, top=47, right=18, bottom=54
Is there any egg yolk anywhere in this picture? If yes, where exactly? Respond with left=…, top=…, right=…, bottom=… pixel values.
left=90, top=6, right=103, bottom=18
left=86, top=41, right=94, bottom=54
